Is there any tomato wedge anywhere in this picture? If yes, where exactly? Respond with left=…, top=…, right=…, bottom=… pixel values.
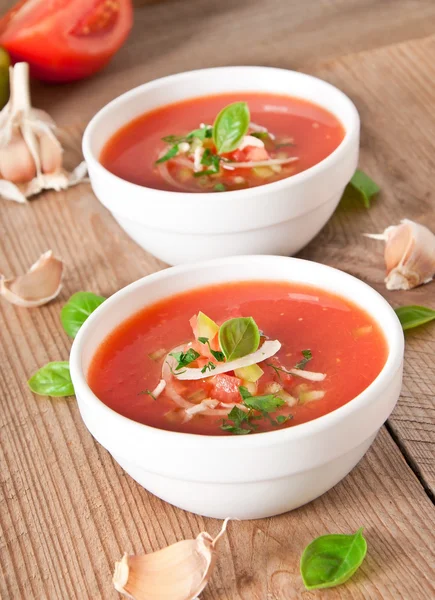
left=0, top=0, right=133, bottom=82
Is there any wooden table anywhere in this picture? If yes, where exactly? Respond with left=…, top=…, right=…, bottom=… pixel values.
left=1, top=1, right=434, bottom=598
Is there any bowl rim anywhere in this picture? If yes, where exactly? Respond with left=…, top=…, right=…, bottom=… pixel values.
left=70, top=255, right=404, bottom=449
left=82, top=65, right=360, bottom=202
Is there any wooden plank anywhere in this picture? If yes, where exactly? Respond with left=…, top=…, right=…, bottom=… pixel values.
left=298, top=34, right=435, bottom=494
left=28, top=0, right=435, bottom=124
left=0, top=0, right=434, bottom=598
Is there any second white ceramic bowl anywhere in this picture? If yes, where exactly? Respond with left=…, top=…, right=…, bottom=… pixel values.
left=70, top=256, right=403, bottom=519
left=83, top=67, right=360, bottom=265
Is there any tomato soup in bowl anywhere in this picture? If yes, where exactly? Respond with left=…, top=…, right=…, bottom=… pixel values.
left=83, top=67, right=360, bottom=264
left=70, top=256, right=404, bottom=519
left=100, top=93, right=345, bottom=193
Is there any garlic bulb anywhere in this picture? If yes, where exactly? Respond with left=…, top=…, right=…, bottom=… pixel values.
left=0, top=250, right=63, bottom=307
left=366, top=219, right=435, bottom=290
left=0, top=62, right=87, bottom=203
left=113, top=519, right=229, bottom=600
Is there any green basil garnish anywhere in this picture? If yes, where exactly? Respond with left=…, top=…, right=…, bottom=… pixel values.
left=239, top=386, right=284, bottom=412
left=169, top=348, right=200, bottom=370
left=294, top=349, right=312, bottom=370
left=218, top=316, right=260, bottom=361
left=221, top=405, right=254, bottom=435
left=201, top=361, right=216, bottom=374
left=212, top=101, right=250, bottom=154
left=155, top=144, right=179, bottom=164
left=28, top=362, right=74, bottom=397
left=197, top=336, right=225, bottom=362
left=61, top=291, right=106, bottom=338
left=347, top=169, right=380, bottom=208
left=300, top=528, right=367, bottom=590
left=221, top=385, right=288, bottom=434
left=394, top=305, right=435, bottom=330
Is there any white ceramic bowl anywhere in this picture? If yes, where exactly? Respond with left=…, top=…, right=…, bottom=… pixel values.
left=83, top=67, right=360, bottom=265
left=70, top=256, right=404, bottom=520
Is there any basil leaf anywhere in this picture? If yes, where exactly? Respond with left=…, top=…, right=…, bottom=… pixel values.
left=213, top=102, right=250, bottom=153
left=201, top=361, right=216, bottom=374
left=155, top=144, right=179, bottom=164
left=294, top=349, right=312, bottom=370
left=219, top=317, right=260, bottom=361
left=348, top=169, right=380, bottom=208
left=61, top=292, right=106, bottom=338
left=28, top=361, right=74, bottom=397
left=169, top=348, right=200, bottom=370
left=300, top=528, right=367, bottom=590
left=395, top=305, right=435, bottom=330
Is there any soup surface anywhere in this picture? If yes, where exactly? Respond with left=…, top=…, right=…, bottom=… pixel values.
left=100, top=92, right=345, bottom=193
left=88, top=281, right=388, bottom=436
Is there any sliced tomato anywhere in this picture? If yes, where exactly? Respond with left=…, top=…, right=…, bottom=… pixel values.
left=0, top=0, right=133, bottom=82
left=211, top=374, right=242, bottom=403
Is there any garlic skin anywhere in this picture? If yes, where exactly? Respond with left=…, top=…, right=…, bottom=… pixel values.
left=0, top=62, right=87, bottom=203
left=366, top=219, right=435, bottom=290
left=0, top=250, right=63, bottom=307
left=113, top=520, right=229, bottom=600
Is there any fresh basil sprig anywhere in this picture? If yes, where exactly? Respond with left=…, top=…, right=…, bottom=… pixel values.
left=28, top=362, right=74, bottom=397
left=395, top=305, right=435, bottom=331
left=343, top=169, right=380, bottom=208
left=61, top=291, right=106, bottom=338
left=29, top=290, right=106, bottom=397
left=212, top=101, right=250, bottom=153
left=300, top=528, right=367, bottom=590
left=218, top=316, right=260, bottom=361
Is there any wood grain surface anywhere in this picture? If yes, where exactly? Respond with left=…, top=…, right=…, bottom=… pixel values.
left=0, top=1, right=434, bottom=598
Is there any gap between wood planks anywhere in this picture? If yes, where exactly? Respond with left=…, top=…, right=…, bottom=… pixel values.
left=385, top=421, right=435, bottom=505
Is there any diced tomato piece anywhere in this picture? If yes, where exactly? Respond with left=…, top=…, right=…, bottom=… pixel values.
left=231, top=146, right=270, bottom=162
left=190, top=314, right=198, bottom=338
left=211, top=374, right=242, bottom=403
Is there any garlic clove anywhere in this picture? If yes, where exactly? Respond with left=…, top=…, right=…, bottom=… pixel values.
left=0, top=62, right=87, bottom=202
left=0, top=250, right=64, bottom=307
left=0, top=131, right=36, bottom=182
left=366, top=219, right=435, bottom=290
left=38, top=130, right=63, bottom=174
left=113, top=519, right=229, bottom=600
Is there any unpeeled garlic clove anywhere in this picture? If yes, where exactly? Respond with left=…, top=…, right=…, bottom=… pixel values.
left=366, top=219, right=435, bottom=290
left=113, top=519, right=229, bottom=600
left=0, top=250, right=64, bottom=307
left=0, top=62, right=87, bottom=203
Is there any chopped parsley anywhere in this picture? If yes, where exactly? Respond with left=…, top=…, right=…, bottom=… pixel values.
left=201, top=361, right=216, bottom=374
left=221, top=385, right=290, bottom=435
left=197, top=336, right=225, bottom=362
left=169, top=348, right=200, bottom=371
left=214, top=183, right=227, bottom=192
left=155, top=144, right=179, bottom=164
left=267, top=349, right=313, bottom=378
left=294, top=349, right=312, bottom=370
left=138, top=389, right=156, bottom=400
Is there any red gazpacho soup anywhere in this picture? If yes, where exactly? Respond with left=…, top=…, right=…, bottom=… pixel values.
left=100, top=92, right=345, bottom=193
left=88, top=281, right=388, bottom=436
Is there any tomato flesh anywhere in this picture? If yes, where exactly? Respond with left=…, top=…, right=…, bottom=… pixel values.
left=0, top=0, right=133, bottom=82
